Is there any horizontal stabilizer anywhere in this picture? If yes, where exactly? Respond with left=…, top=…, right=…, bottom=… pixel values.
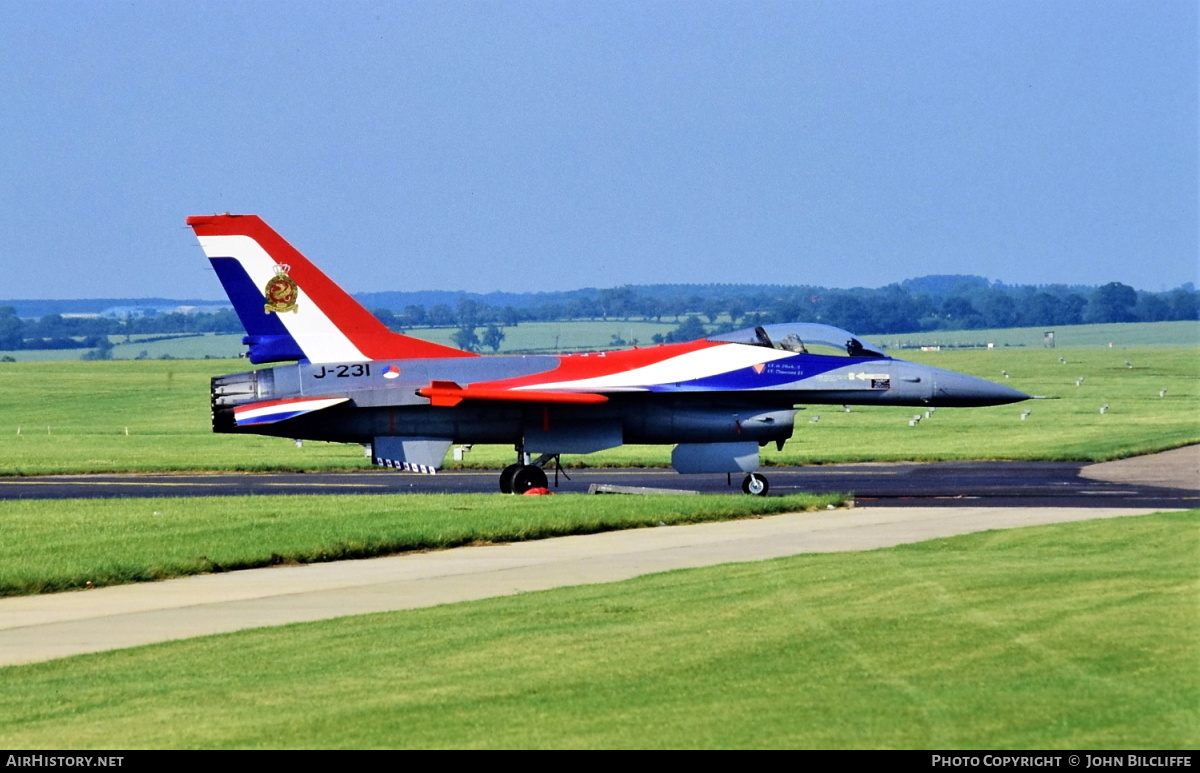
left=233, top=396, right=349, bottom=427
left=418, top=380, right=609, bottom=408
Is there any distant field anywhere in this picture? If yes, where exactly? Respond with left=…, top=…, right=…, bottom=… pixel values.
left=411, top=319, right=681, bottom=352
left=2, top=320, right=1196, bottom=361
left=108, top=333, right=245, bottom=360
left=0, top=347, right=92, bottom=362
left=237, top=318, right=1200, bottom=354
left=1, top=511, right=1193, bottom=748
left=0, top=344, right=1195, bottom=475
left=0, top=333, right=246, bottom=362
left=0, top=322, right=680, bottom=362
left=880, top=320, right=1200, bottom=350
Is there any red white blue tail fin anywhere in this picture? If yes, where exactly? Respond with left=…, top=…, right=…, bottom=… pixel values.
left=187, top=215, right=475, bottom=364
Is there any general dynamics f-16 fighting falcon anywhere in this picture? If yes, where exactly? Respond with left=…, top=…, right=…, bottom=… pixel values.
left=188, top=215, right=1030, bottom=495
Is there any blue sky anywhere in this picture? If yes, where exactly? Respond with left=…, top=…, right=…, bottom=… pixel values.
left=0, top=0, right=1195, bottom=300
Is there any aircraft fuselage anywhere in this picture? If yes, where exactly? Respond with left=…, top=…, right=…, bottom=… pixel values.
left=212, top=343, right=1027, bottom=449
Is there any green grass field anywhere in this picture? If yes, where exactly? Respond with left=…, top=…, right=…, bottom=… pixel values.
left=0, top=344, right=1194, bottom=474
left=0, top=492, right=845, bottom=596
left=1, top=511, right=1193, bottom=749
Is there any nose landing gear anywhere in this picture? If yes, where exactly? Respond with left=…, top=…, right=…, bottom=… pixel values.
left=741, top=472, right=769, bottom=496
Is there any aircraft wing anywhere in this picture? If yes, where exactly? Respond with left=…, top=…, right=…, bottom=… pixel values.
left=417, top=381, right=608, bottom=408
left=233, top=396, right=349, bottom=427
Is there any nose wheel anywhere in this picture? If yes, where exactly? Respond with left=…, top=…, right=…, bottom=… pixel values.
left=742, top=473, right=769, bottom=496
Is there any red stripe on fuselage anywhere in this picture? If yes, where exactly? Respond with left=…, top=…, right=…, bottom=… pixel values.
left=471, top=338, right=721, bottom=390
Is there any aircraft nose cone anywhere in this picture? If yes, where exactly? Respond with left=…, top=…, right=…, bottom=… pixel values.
left=930, top=369, right=1031, bottom=407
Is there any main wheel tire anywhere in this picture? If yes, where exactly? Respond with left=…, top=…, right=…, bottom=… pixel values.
left=499, top=464, right=522, bottom=494
left=511, top=465, right=549, bottom=494
left=742, top=473, right=769, bottom=496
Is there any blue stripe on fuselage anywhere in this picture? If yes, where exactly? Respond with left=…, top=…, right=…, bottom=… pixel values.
left=646, top=354, right=891, bottom=392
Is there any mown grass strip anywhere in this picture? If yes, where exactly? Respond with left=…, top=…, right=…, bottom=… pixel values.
left=0, top=493, right=846, bottom=596
left=0, top=511, right=1193, bottom=749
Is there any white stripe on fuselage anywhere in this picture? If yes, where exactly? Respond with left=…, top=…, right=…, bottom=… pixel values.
left=516, top=343, right=794, bottom=391
left=198, top=235, right=366, bottom=364
left=234, top=397, right=348, bottom=423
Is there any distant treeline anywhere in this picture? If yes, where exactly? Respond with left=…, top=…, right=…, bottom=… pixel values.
left=0, top=309, right=243, bottom=350
left=368, top=277, right=1199, bottom=348
left=1, top=276, right=1196, bottom=352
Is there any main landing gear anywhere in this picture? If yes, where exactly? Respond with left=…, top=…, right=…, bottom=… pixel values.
left=500, top=463, right=547, bottom=494
left=499, top=447, right=568, bottom=494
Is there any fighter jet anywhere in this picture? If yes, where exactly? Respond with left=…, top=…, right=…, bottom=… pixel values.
left=190, top=215, right=1030, bottom=495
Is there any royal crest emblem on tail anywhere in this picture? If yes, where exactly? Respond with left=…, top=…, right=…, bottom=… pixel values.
left=263, top=264, right=299, bottom=314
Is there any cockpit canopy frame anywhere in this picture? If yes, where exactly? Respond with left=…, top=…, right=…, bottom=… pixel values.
left=709, top=323, right=887, bottom=358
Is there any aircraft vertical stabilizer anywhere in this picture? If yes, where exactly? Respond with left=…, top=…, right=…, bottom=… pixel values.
left=187, top=215, right=476, bottom=364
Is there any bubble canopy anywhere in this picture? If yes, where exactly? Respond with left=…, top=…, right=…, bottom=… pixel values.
left=708, top=323, right=887, bottom=358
